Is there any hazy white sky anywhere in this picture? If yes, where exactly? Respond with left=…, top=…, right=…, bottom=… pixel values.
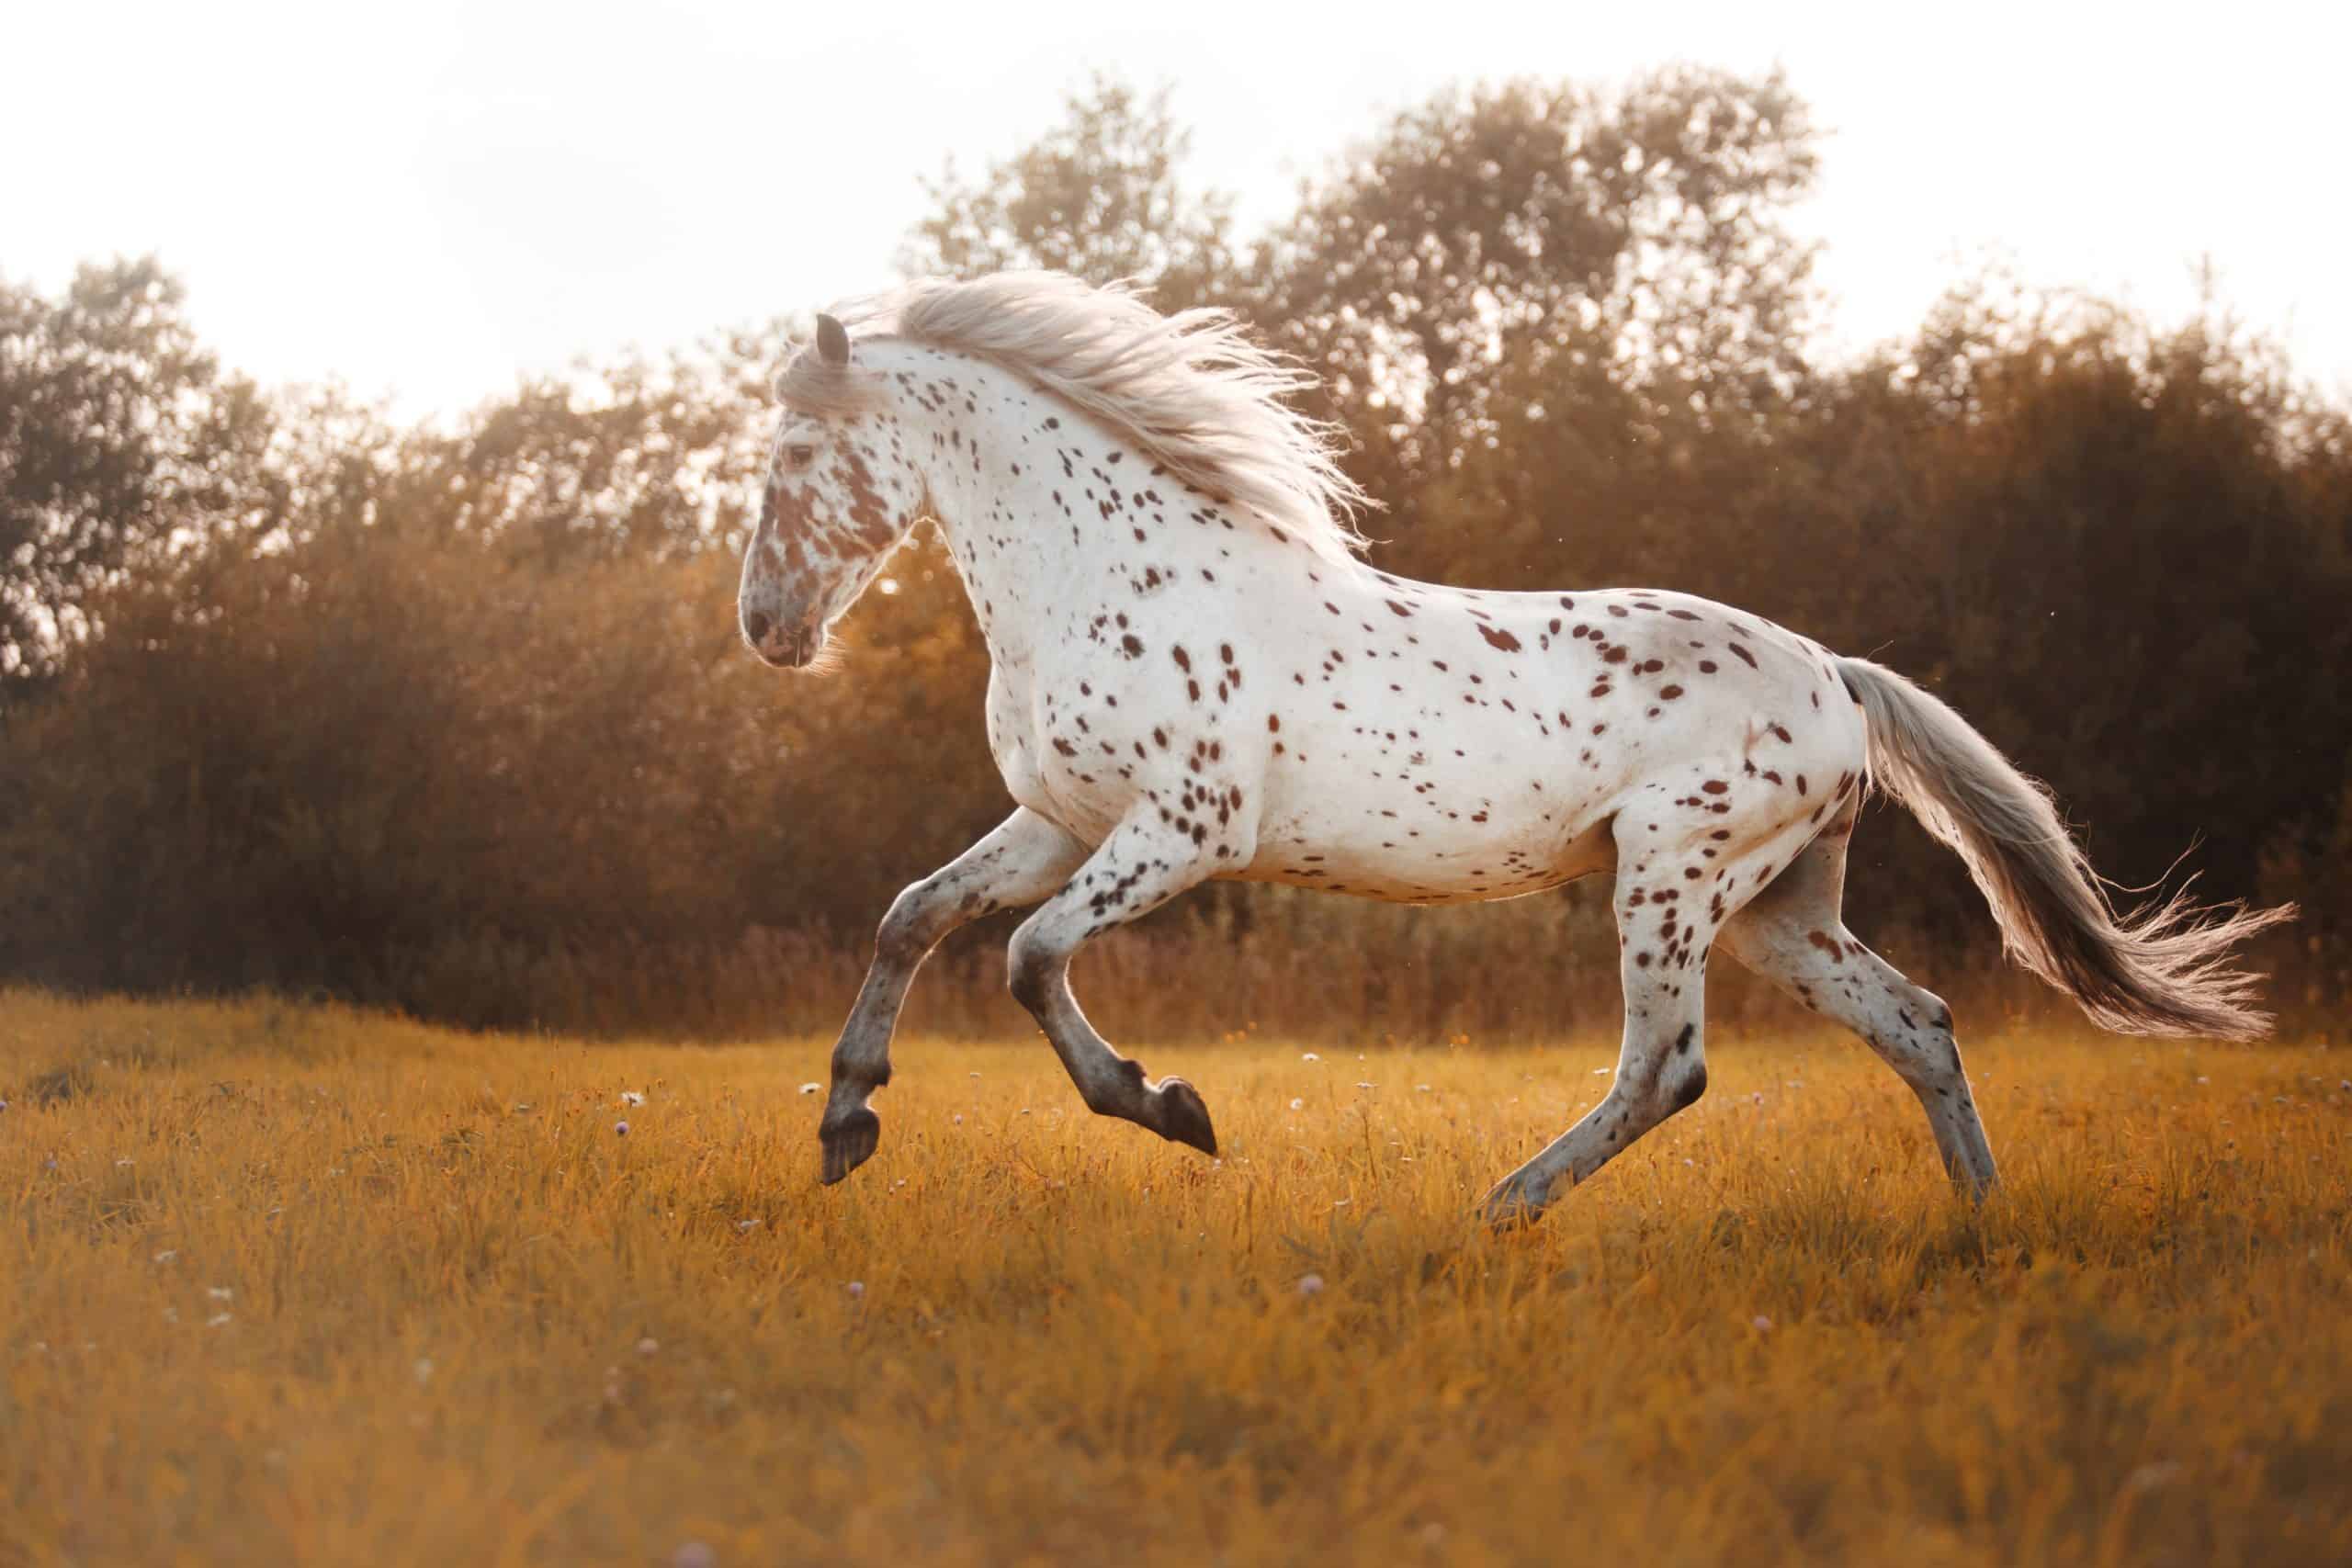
left=9, top=0, right=2348, bottom=419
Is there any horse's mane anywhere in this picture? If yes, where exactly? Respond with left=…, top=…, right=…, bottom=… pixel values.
left=775, top=272, right=1373, bottom=560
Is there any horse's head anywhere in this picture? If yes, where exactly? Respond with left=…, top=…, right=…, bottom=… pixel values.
left=739, top=315, right=927, bottom=670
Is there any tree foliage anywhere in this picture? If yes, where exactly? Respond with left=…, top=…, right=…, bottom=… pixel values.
left=901, top=73, right=1239, bottom=311
left=1254, top=69, right=1823, bottom=520
left=0, top=257, right=282, bottom=690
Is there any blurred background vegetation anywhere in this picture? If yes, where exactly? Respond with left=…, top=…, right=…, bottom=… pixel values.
left=4, top=70, right=2346, bottom=1041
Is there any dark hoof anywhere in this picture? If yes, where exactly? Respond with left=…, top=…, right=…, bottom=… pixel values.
left=819, top=1107, right=881, bottom=1185
left=1155, top=1077, right=1218, bottom=1156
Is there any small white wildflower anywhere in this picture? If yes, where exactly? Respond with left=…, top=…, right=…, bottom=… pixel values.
left=621, top=1090, right=646, bottom=1107
left=115, top=1158, right=134, bottom=1168
left=1415, top=1084, right=1430, bottom=1093
left=153, top=1249, right=178, bottom=1265
left=1751, top=1314, right=1773, bottom=1333
left=636, top=1337, right=660, bottom=1357
left=1592, top=1067, right=1610, bottom=1076
left=968, top=1070, right=981, bottom=1078
left=1289, top=1098, right=1305, bottom=1111
left=952, top=1112, right=963, bottom=1124
left=206, top=1313, right=232, bottom=1328
left=736, top=1219, right=759, bottom=1233
left=1301, top=1052, right=1320, bottom=1062
left=511, top=1102, right=534, bottom=1113
left=1296, top=1273, right=1325, bottom=1297
left=1355, top=1081, right=1375, bottom=1090
left=797, top=1082, right=820, bottom=1095
left=207, top=1286, right=233, bottom=1301
left=614, top=1120, right=630, bottom=1136
left=845, top=1280, right=865, bottom=1300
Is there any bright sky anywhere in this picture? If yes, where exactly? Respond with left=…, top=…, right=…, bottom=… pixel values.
left=9, top=0, right=2348, bottom=420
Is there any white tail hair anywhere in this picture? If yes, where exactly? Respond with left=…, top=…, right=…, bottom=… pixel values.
left=1838, top=657, right=2294, bottom=1040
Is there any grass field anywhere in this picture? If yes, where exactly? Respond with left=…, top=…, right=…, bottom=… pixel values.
left=3, top=987, right=2349, bottom=1566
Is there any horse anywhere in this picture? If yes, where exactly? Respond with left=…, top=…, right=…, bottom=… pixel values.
left=735, top=271, right=2292, bottom=1224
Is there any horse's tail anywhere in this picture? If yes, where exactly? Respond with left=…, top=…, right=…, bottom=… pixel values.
left=1837, top=657, right=2294, bottom=1040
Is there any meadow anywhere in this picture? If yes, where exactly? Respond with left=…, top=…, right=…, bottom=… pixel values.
left=3, top=986, right=2348, bottom=1566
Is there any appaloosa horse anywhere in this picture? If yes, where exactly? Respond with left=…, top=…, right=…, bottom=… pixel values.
left=736, top=272, right=2290, bottom=1223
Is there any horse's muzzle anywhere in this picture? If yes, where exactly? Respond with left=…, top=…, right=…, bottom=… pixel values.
left=742, top=607, right=824, bottom=670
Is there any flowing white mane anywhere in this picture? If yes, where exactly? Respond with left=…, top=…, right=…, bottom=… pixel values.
left=780, top=272, right=1373, bottom=560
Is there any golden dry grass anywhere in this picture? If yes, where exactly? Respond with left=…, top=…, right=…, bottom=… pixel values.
left=3, top=987, right=2349, bottom=1567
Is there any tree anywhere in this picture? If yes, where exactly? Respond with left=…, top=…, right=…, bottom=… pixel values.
left=900, top=74, right=1241, bottom=310
left=0, top=257, right=280, bottom=692
left=1253, top=67, right=1824, bottom=539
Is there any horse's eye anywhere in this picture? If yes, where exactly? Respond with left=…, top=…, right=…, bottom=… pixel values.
left=786, top=444, right=816, bottom=468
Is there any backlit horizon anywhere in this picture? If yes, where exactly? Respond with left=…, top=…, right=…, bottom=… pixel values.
left=10, top=0, right=2348, bottom=417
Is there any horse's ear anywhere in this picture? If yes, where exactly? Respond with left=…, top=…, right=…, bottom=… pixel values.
left=816, top=313, right=851, bottom=368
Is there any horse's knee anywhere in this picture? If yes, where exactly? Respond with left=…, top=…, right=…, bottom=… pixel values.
left=875, top=884, right=944, bottom=966
left=1005, top=930, right=1061, bottom=1015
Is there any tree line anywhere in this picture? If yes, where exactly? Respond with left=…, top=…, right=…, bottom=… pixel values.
left=5, top=70, right=2346, bottom=1038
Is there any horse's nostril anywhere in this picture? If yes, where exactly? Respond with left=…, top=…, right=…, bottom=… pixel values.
left=743, top=609, right=772, bottom=645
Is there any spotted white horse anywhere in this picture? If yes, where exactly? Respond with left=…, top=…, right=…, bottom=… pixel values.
left=738, top=272, right=2291, bottom=1224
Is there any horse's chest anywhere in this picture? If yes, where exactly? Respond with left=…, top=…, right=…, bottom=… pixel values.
left=983, top=663, right=1045, bottom=795
left=984, top=662, right=1125, bottom=844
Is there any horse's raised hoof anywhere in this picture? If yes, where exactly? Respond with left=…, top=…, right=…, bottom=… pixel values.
left=1154, top=1077, right=1218, bottom=1156
left=819, top=1107, right=882, bottom=1185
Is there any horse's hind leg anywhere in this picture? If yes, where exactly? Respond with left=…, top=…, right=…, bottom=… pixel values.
left=1480, top=817, right=1723, bottom=1225
left=1003, top=814, right=1220, bottom=1156
left=820, top=807, right=1088, bottom=1184
left=1717, top=809, right=2000, bottom=1195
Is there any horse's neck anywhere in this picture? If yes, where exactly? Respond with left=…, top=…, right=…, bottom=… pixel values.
left=902, top=350, right=1263, bottom=669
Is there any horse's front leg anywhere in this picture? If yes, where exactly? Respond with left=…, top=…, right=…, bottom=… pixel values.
left=1004, top=815, right=1222, bottom=1156
left=820, top=807, right=1087, bottom=1183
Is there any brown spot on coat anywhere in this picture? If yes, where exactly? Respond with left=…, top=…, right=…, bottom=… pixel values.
left=1476, top=624, right=1522, bottom=653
